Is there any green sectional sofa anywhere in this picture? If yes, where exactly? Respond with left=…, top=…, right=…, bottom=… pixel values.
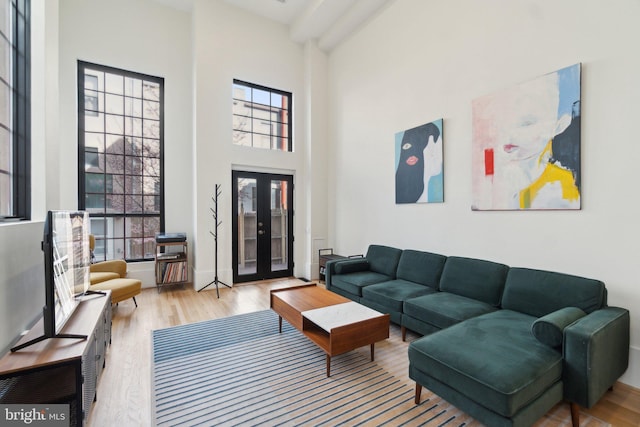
left=325, top=245, right=630, bottom=427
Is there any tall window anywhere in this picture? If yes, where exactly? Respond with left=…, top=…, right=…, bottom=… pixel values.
left=0, top=0, right=30, bottom=220
left=78, top=61, right=163, bottom=262
left=232, top=80, right=292, bottom=152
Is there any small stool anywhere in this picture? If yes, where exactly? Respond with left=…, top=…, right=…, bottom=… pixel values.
left=91, top=278, right=142, bottom=307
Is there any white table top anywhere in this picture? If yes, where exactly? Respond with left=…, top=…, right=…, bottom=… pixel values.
left=302, top=301, right=384, bottom=332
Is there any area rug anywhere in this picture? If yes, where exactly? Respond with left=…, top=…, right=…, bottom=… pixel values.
left=152, top=310, right=609, bottom=427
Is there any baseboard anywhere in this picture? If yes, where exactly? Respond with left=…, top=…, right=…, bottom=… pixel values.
left=619, top=344, right=640, bottom=389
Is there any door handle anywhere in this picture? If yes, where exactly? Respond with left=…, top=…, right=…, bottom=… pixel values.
left=258, top=230, right=265, bottom=235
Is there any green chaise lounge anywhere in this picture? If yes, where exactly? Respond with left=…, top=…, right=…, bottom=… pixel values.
left=408, top=267, right=629, bottom=427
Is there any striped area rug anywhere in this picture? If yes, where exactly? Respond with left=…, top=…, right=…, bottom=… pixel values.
left=152, top=310, right=608, bottom=427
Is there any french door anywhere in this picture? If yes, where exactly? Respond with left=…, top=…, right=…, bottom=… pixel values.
left=232, top=171, right=294, bottom=283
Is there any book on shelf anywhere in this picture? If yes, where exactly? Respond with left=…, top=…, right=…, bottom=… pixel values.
left=159, top=260, right=187, bottom=283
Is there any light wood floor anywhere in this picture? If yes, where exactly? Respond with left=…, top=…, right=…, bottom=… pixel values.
left=86, top=278, right=640, bottom=427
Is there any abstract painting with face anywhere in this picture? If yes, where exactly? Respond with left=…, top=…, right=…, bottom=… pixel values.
left=471, top=64, right=581, bottom=210
left=395, top=119, right=443, bottom=204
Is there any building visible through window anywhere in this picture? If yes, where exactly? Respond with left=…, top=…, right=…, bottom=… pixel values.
left=232, top=80, right=292, bottom=152
left=78, top=61, right=163, bottom=261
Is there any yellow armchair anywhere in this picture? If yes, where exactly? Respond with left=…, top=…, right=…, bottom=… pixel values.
left=90, top=260, right=127, bottom=284
left=89, top=235, right=142, bottom=307
left=89, top=234, right=126, bottom=283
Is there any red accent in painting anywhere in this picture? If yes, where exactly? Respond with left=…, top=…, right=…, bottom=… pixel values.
left=484, top=149, right=494, bottom=176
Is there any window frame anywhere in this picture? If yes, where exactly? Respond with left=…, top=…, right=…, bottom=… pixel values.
left=232, top=79, right=292, bottom=152
left=0, top=0, right=31, bottom=221
left=77, top=61, right=164, bottom=262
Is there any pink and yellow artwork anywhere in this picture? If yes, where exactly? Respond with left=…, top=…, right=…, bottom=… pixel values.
left=471, top=64, right=581, bottom=210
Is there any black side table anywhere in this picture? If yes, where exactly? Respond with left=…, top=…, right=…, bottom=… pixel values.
left=318, top=248, right=346, bottom=282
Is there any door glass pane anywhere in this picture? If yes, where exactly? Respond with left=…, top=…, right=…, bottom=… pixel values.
left=237, top=177, right=257, bottom=276
left=271, top=180, right=288, bottom=272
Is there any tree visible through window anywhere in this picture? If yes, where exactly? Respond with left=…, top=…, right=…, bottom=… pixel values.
left=232, top=80, right=292, bottom=152
left=78, top=61, right=163, bottom=261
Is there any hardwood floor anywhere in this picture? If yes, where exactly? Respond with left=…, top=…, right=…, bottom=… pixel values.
left=86, top=278, right=640, bottom=427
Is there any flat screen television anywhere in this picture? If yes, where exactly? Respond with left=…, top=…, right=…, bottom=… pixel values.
left=11, top=210, right=93, bottom=352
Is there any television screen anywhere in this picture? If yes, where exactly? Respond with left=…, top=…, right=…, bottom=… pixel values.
left=10, top=210, right=92, bottom=352
left=46, top=210, right=91, bottom=335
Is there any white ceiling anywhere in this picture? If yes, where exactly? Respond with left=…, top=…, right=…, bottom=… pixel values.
left=152, top=0, right=392, bottom=51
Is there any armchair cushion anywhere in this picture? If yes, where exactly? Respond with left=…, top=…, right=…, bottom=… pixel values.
left=90, top=271, right=120, bottom=285
left=90, top=259, right=127, bottom=278
left=531, top=307, right=586, bottom=348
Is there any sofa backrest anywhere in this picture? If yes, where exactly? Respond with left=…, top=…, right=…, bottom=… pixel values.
left=366, top=245, right=403, bottom=278
left=502, top=267, right=606, bottom=317
left=396, top=249, right=447, bottom=289
left=439, top=256, right=509, bottom=307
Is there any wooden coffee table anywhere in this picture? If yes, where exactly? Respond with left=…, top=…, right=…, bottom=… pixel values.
left=270, top=284, right=390, bottom=377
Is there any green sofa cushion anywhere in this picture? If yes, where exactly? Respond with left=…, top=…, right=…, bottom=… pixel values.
left=532, top=307, right=586, bottom=348
left=361, top=279, right=437, bottom=312
left=439, top=257, right=509, bottom=307
left=408, top=310, right=562, bottom=418
left=330, top=271, right=391, bottom=297
left=404, top=292, right=498, bottom=330
left=502, top=268, right=605, bottom=317
left=334, top=259, right=369, bottom=274
left=366, top=245, right=402, bottom=278
left=395, top=249, right=447, bottom=289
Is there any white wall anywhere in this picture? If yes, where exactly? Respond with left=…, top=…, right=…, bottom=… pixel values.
left=57, top=0, right=192, bottom=286
left=191, top=0, right=326, bottom=288
left=328, top=0, right=640, bottom=388
left=303, top=40, right=331, bottom=277
left=0, top=0, right=56, bottom=352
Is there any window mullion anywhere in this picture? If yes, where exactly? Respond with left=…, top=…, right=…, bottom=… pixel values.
left=232, top=80, right=291, bottom=152
left=79, top=61, right=163, bottom=261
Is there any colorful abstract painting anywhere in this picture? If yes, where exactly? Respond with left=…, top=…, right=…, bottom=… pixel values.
left=395, top=119, right=443, bottom=204
left=471, top=64, right=581, bottom=210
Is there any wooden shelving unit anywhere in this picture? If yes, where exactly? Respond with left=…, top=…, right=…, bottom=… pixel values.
left=155, top=240, right=188, bottom=291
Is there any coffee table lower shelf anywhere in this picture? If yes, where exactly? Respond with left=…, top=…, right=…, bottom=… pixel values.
left=302, top=317, right=388, bottom=376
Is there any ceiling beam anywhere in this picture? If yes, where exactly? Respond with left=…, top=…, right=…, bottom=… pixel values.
left=317, top=0, right=390, bottom=51
left=289, top=0, right=357, bottom=45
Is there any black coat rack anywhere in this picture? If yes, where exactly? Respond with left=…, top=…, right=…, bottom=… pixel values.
left=199, top=184, right=231, bottom=297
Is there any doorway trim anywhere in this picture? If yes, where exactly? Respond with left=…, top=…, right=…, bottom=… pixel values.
left=232, top=170, right=294, bottom=283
